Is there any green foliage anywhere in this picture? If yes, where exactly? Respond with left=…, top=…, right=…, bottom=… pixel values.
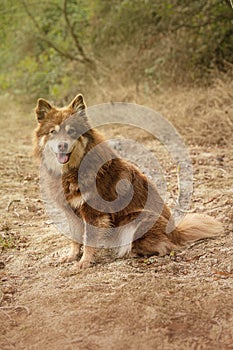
left=0, top=0, right=232, bottom=99
left=90, top=0, right=233, bottom=83
left=0, top=0, right=93, bottom=100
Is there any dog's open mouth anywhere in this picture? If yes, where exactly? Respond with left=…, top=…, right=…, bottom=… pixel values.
left=55, top=153, right=71, bottom=164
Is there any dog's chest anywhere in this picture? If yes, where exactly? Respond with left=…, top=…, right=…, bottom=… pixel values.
left=65, top=182, right=85, bottom=209
left=68, top=192, right=84, bottom=209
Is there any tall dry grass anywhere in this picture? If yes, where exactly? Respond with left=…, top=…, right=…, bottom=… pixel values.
left=88, top=75, right=233, bottom=147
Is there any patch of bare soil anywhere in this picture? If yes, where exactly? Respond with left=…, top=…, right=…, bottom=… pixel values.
left=0, top=83, right=233, bottom=350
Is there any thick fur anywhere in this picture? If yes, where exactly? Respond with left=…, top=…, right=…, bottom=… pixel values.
left=34, top=94, right=224, bottom=268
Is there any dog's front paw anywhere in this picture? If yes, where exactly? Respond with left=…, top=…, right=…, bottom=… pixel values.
left=76, top=259, right=92, bottom=269
left=61, top=242, right=81, bottom=263
left=61, top=254, right=78, bottom=263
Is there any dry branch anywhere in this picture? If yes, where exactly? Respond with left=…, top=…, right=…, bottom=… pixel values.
left=21, top=0, right=87, bottom=64
left=63, top=0, right=94, bottom=65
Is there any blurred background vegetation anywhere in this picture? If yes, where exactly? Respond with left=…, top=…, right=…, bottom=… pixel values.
left=0, top=0, right=232, bottom=102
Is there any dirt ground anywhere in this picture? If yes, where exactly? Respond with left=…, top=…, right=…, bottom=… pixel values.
left=0, top=82, right=233, bottom=350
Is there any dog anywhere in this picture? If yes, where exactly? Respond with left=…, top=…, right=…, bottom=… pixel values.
left=34, top=94, right=223, bottom=269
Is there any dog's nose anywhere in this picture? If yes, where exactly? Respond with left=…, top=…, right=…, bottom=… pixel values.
left=58, top=142, right=68, bottom=152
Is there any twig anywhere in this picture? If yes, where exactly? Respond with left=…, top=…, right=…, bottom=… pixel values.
left=214, top=319, right=223, bottom=343
left=6, top=199, right=21, bottom=212
left=0, top=309, right=13, bottom=321
left=68, top=337, right=84, bottom=344
left=0, top=289, right=4, bottom=304
left=63, top=0, right=94, bottom=65
left=203, top=197, right=217, bottom=205
left=226, top=115, right=233, bottom=128
left=208, top=202, right=230, bottom=212
left=175, top=207, right=196, bottom=214
left=13, top=210, right=20, bottom=218
left=0, top=305, right=31, bottom=316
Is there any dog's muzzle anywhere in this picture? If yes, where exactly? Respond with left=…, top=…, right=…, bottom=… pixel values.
left=55, top=142, right=72, bottom=164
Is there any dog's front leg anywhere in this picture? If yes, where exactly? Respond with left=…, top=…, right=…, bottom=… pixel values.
left=62, top=208, right=84, bottom=262
left=62, top=241, right=81, bottom=263
left=77, top=245, right=96, bottom=269
left=75, top=220, right=96, bottom=269
left=76, top=214, right=111, bottom=269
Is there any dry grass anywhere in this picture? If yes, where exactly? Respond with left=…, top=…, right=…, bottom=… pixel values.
left=88, top=74, right=233, bottom=144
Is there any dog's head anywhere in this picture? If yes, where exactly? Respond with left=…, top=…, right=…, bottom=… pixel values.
left=34, top=94, right=90, bottom=170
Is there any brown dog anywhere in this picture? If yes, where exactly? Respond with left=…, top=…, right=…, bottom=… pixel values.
left=34, top=94, right=223, bottom=268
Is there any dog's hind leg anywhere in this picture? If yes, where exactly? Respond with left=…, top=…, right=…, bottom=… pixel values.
left=132, top=214, right=177, bottom=257
left=114, top=211, right=176, bottom=258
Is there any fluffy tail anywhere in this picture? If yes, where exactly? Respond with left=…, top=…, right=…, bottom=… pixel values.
left=170, top=214, right=224, bottom=246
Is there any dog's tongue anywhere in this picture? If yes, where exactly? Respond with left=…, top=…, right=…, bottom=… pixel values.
left=56, top=153, right=70, bottom=164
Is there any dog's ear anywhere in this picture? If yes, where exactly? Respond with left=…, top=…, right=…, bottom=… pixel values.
left=35, top=98, right=52, bottom=122
left=69, top=94, right=86, bottom=117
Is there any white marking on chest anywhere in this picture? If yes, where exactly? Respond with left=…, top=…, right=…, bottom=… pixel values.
left=69, top=195, right=84, bottom=209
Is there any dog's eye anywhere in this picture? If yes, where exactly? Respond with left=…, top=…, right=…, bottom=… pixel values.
left=50, top=129, right=57, bottom=134
left=67, top=128, right=77, bottom=136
